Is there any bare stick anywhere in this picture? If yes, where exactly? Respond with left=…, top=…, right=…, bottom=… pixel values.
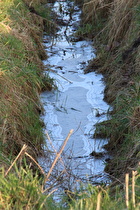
left=47, top=188, right=58, bottom=197
left=25, top=152, right=46, bottom=176
left=46, top=132, right=68, bottom=175
left=96, top=192, right=101, bottom=210
left=132, top=171, right=136, bottom=208
left=43, top=170, right=65, bottom=193
left=46, top=131, right=57, bottom=154
left=5, top=144, right=27, bottom=177
left=47, top=68, right=73, bottom=84
left=125, top=173, right=129, bottom=208
left=44, top=129, right=73, bottom=183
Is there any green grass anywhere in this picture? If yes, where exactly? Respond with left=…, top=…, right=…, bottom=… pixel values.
left=0, top=164, right=56, bottom=209
left=0, top=1, right=57, bottom=208
left=0, top=0, right=140, bottom=208
left=81, top=0, right=140, bottom=178
left=0, top=0, right=55, bottom=156
left=0, top=162, right=139, bottom=209
left=64, top=170, right=140, bottom=210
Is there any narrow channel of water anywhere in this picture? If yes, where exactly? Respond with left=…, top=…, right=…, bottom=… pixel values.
left=39, top=0, right=110, bottom=189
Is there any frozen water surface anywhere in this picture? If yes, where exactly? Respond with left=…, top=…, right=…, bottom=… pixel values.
left=39, top=1, right=111, bottom=187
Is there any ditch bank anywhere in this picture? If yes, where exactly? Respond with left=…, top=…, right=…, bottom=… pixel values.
left=0, top=0, right=139, bottom=208
left=0, top=0, right=54, bottom=163
left=81, top=0, right=140, bottom=181
left=0, top=0, right=57, bottom=208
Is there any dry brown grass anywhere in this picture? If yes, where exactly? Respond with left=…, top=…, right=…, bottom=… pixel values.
left=0, top=0, right=53, bottom=158
left=129, top=105, right=140, bottom=129
left=83, top=0, right=113, bottom=24
left=0, top=69, right=42, bottom=157
left=83, top=0, right=140, bottom=179
left=107, top=0, right=139, bottom=48
left=83, top=0, right=140, bottom=48
left=10, top=6, right=47, bottom=62
left=135, top=46, right=140, bottom=74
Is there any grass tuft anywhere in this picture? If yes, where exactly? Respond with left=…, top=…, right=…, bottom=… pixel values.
left=82, top=0, right=140, bottom=178
left=0, top=0, right=55, bottom=158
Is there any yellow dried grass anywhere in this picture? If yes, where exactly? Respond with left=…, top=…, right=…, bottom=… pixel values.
left=0, top=58, right=42, bottom=156
left=0, top=22, right=12, bottom=33
left=83, top=0, right=139, bottom=48
left=129, top=105, right=140, bottom=129
left=11, top=28, right=45, bottom=67
left=107, top=0, right=137, bottom=47
left=0, top=0, right=51, bottom=155
left=83, top=0, right=112, bottom=23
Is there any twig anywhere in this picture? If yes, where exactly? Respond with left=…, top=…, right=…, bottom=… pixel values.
left=25, top=152, right=46, bottom=175
left=96, top=192, right=101, bottom=210
left=47, top=188, right=58, bottom=197
left=40, top=189, right=58, bottom=209
left=125, top=173, right=129, bottom=208
left=47, top=68, right=73, bottom=84
left=73, top=122, right=81, bottom=134
left=43, top=170, right=65, bottom=193
left=46, top=132, right=68, bottom=175
left=5, top=144, right=27, bottom=177
left=132, top=171, right=136, bottom=208
left=44, top=129, right=73, bottom=183
left=46, top=131, right=57, bottom=154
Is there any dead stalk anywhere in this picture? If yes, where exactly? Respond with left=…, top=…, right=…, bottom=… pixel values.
left=47, top=188, right=58, bottom=197
left=125, top=173, right=129, bottom=208
left=132, top=171, right=136, bottom=208
left=46, top=132, right=57, bottom=154
left=96, top=192, right=101, bottom=210
left=4, top=144, right=46, bottom=178
left=46, top=132, right=69, bottom=175
left=25, top=152, right=46, bottom=175
left=4, top=144, right=28, bottom=177
left=47, top=68, right=73, bottom=84
left=44, top=129, right=74, bottom=183
left=43, top=170, right=65, bottom=193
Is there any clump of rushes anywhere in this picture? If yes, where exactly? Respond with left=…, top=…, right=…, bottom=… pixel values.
left=0, top=0, right=54, bottom=160
left=82, top=0, right=140, bottom=178
left=68, top=169, right=140, bottom=210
